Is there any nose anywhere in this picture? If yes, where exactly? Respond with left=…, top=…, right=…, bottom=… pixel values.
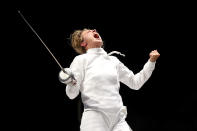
left=92, top=29, right=97, bottom=32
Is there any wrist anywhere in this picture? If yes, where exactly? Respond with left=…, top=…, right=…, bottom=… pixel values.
left=59, top=68, right=74, bottom=84
left=149, top=58, right=156, bottom=62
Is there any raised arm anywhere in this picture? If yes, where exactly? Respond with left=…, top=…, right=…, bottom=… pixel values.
left=118, top=50, right=160, bottom=90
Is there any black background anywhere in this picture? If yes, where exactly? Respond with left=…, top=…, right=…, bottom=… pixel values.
left=6, top=2, right=196, bottom=131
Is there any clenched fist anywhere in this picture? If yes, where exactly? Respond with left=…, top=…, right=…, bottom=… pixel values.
left=149, top=50, right=160, bottom=62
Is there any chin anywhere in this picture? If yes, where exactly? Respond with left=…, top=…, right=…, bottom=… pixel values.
left=94, top=41, right=103, bottom=46
left=98, top=43, right=103, bottom=48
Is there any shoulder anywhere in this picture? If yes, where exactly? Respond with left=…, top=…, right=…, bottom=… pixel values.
left=71, top=53, right=87, bottom=64
left=73, top=53, right=86, bottom=60
left=108, top=55, right=119, bottom=61
left=69, top=54, right=87, bottom=68
left=108, top=55, right=121, bottom=64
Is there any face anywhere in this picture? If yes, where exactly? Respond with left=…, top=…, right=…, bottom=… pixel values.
left=81, top=29, right=103, bottom=50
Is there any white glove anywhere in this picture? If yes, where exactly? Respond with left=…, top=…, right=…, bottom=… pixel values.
left=59, top=68, right=75, bottom=85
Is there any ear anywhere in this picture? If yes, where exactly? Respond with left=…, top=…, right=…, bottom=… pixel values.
left=81, top=42, right=87, bottom=47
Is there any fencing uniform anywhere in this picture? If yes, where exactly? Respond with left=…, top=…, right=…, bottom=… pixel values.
left=63, top=48, right=155, bottom=131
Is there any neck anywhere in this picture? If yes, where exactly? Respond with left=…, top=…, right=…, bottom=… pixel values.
left=86, top=45, right=102, bottom=50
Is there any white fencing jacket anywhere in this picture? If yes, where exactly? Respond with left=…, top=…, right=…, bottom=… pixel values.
left=66, top=48, right=155, bottom=114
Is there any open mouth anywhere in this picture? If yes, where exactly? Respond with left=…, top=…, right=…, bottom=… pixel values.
left=94, top=34, right=100, bottom=39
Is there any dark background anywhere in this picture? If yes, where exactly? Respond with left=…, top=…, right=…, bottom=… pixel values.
left=7, top=2, right=196, bottom=131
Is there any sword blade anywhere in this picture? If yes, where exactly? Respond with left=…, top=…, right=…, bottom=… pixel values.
left=18, top=10, right=66, bottom=73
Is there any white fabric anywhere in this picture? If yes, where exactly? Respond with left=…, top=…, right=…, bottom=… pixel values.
left=80, top=106, right=132, bottom=131
left=65, top=47, right=155, bottom=130
left=108, top=51, right=126, bottom=57
left=59, top=68, right=73, bottom=84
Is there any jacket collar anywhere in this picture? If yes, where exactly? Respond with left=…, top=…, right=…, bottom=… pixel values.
left=86, top=48, right=107, bottom=55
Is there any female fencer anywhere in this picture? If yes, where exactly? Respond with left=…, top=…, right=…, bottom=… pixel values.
left=59, top=29, right=160, bottom=131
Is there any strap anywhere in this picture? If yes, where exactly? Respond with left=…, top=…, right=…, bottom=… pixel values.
left=107, top=51, right=125, bottom=57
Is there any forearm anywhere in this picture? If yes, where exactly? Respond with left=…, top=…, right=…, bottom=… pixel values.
left=132, top=59, right=155, bottom=90
left=59, top=68, right=80, bottom=99
left=130, top=60, right=155, bottom=90
left=133, top=49, right=159, bottom=89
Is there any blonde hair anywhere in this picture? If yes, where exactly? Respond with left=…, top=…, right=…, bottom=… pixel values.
left=70, top=28, right=88, bottom=54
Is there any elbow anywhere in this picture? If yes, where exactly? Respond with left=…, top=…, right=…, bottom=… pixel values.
left=132, top=75, right=148, bottom=90
left=66, top=90, right=78, bottom=99
left=127, top=83, right=142, bottom=90
left=66, top=86, right=79, bottom=100
left=133, top=85, right=142, bottom=90
left=67, top=94, right=77, bottom=100
left=132, top=81, right=144, bottom=90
